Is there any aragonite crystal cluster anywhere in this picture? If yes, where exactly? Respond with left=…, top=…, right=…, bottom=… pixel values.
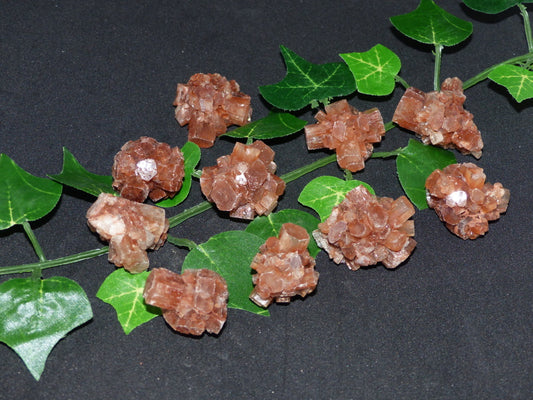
left=249, top=223, right=319, bottom=308
left=393, top=77, right=484, bottom=158
left=313, top=185, right=416, bottom=270
left=86, top=193, right=168, bottom=273
left=112, top=136, right=185, bottom=203
left=173, top=73, right=252, bottom=148
left=425, top=162, right=510, bottom=240
left=200, top=140, right=286, bottom=219
left=143, top=268, right=228, bottom=336
left=304, top=99, right=386, bottom=172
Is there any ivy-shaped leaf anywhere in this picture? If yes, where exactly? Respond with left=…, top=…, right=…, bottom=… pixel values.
left=298, top=176, right=374, bottom=222
left=488, top=64, right=533, bottom=102
left=224, top=112, right=307, bottom=140
left=97, top=269, right=161, bottom=334
left=259, top=45, right=356, bottom=111
left=182, top=231, right=269, bottom=316
left=390, top=0, right=473, bottom=46
left=0, top=154, right=62, bottom=230
left=0, top=276, right=92, bottom=380
left=463, top=0, right=532, bottom=14
left=396, top=139, right=456, bottom=210
left=245, top=209, right=321, bottom=257
left=48, top=147, right=114, bottom=197
left=340, top=44, right=402, bottom=96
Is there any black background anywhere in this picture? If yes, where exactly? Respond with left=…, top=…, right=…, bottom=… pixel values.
left=1, top=1, right=532, bottom=399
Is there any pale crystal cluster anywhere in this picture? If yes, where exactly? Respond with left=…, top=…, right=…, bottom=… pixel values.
left=304, top=99, right=386, bottom=172
left=393, top=77, right=484, bottom=158
left=425, top=162, right=510, bottom=239
left=143, top=268, right=228, bottom=336
left=313, top=186, right=416, bottom=270
left=173, top=73, right=252, bottom=148
left=200, top=140, right=285, bottom=219
left=249, top=223, right=319, bottom=308
left=86, top=193, right=168, bottom=273
left=112, top=136, right=185, bottom=203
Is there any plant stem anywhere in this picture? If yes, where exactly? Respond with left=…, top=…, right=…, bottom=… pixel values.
left=168, top=201, right=213, bottom=228
left=167, top=235, right=197, bottom=250
left=519, top=4, right=533, bottom=53
left=434, top=44, right=444, bottom=91
left=22, top=221, right=46, bottom=263
left=395, top=75, right=410, bottom=89
left=280, top=154, right=337, bottom=184
left=371, top=147, right=404, bottom=158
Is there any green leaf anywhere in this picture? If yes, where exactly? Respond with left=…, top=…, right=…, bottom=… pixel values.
left=0, top=276, right=92, bottom=380
left=157, top=141, right=201, bottom=208
left=0, top=154, right=62, bottom=230
left=182, top=231, right=269, bottom=316
left=224, top=112, right=307, bottom=140
left=259, top=45, right=356, bottom=111
left=488, top=64, right=533, bottom=102
left=390, top=0, right=473, bottom=46
left=245, top=209, right=321, bottom=257
left=298, top=176, right=374, bottom=222
left=340, top=44, right=402, bottom=96
left=96, top=269, right=161, bottom=335
left=463, top=0, right=532, bottom=14
left=396, top=139, right=456, bottom=210
left=48, top=147, right=114, bottom=197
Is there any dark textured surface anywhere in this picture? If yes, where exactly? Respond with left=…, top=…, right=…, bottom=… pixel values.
left=0, top=1, right=532, bottom=399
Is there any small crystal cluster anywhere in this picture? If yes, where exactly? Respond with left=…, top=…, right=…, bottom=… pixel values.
left=86, top=193, right=168, bottom=273
left=200, top=140, right=286, bottom=219
left=173, top=73, right=252, bottom=148
left=112, top=136, right=185, bottom=203
left=304, top=99, right=386, bottom=172
left=393, top=77, right=484, bottom=158
left=425, top=163, right=510, bottom=239
left=249, top=223, right=319, bottom=308
left=313, top=186, right=416, bottom=270
left=143, top=268, right=228, bottom=336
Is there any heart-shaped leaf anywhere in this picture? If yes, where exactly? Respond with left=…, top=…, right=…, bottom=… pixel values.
left=0, top=276, right=92, bottom=380
left=488, top=64, right=533, bottom=102
left=463, top=0, right=532, bottom=14
left=96, top=269, right=161, bottom=335
left=224, top=112, right=307, bottom=140
left=259, top=45, right=356, bottom=111
left=182, top=231, right=269, bottom=316
left=0, top=154, right=62, bottom=230
left=245, top=209, right=321, bottom=257
left=390, top=0, right=473, bottom=46
left=396, top=139, right=456, bottom=210
left=340, top=44, right=402, bottom=96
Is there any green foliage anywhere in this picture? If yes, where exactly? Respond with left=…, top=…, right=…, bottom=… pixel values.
left=0, top=276, right=92, bottom=380
left=259, top=45, right=356, bottom=111
left=488, top=64, right=533, bottom=102
left=224, top=112, right=307, bottom=140
left=463, top=0, right=532, bottom=14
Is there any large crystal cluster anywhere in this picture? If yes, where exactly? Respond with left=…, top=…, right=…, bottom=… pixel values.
left=425, top=163, right=510, bottom=239
left=86, top=193, right=168, bottom=273
left=393, top=77, right=483, bottom=158
left=112, top=136, right=185, bottom=203
left=313, top=186, right=416, bottom=270
left=143, top=268, right=228, bottom=336
left=249, top=223, right=319, bottom=308
left=304, top=99, right=386, bottom=172
left=173, top=73, right=252, bottom=148
left=200, top=140, right=286, bottom=219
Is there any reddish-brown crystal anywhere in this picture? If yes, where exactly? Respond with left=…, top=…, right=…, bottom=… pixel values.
left=393, top=77, right=484, bottom=158
left=249, top=223, right=319, bottom=307
left=112, top=136, right=185, bottom=203
left=143, top=268, right=228, bottom=336
left=200, top=140, right=285, bottom=219
left=86, top=193, right=168, bottom=273
left=425, top=162, right=510, bottom=239
left=173, top=73, right=252, bottom=148
left=313, top=186, right=416, bottom=270
left=304, top=99, right=386, bottom=172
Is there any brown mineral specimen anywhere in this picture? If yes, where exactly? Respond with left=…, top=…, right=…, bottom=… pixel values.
left=425, top=162, right=510, bottom=239
left=393, top=77, right=483, bottom=158
left=173, top=73, right=252, bottom=148
left=313, top=185, right=416, bottom=270
left=143, top=268, right=228, bottom=336
left=200, top=140, right=285, bottom=220
left=112, top=136, right=185, bottom=203
left=249, top=223, right=319, bottom=308
left=304, top=99, right=386, bottom=172
left=86, top=193, right=168, bottom=273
